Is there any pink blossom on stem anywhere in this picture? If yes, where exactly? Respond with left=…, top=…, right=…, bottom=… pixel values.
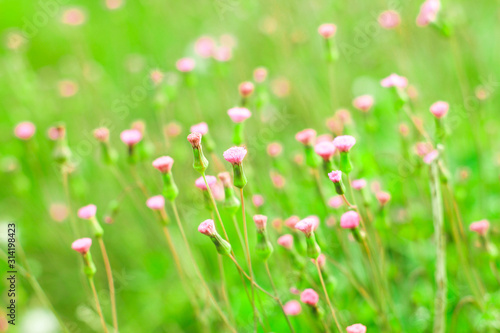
left=295, top=217, right=316, bottom=235
left=14, top=122, right=36, bottom=140
left=283, top=300, right=302, bottom=316
left=300, top=288, right=319, bottom=306
left=267, top=142, right=283, bottom=157
left=190, top=122, right=209, bottom=135
left=277, top=234, right=294, bottom=249
left=152, top=156, right=174, bottom=173
left=469, top=219, right=489, bottom=236
left=285, top=216, right=300, bottom=230
left=252, top=194, right=264, bottom=208
left=176, top=58, right=195, bottom=72
left=239, top=81, right=255, bottom=97
left=227, top=107, right=252, bottom=123
left=376, top=191, right=391, bottom=206
left=253, top=215, right=268, bottom=229
left=120, top=129, right=142, bottom=146
left=254, top=67, right=268, bottom=83
left=146, top=195, right=165, bottom=210
left=295, top=129, right=316, bottom=145
left=352, top=179, right=367, bottom=190
left=78, top=204, right=97, bottom=219
left=198, top=219, right=216, bottom=236
left=423, top=150, right=439, bottom=164
left=223, top=146, right=247, bottom=164
left=93, top=127, right=109, bottom=142
left=346, top=323, right=367, bottom=333
left=340, top=211, right=360, bottom=229
left=328, top=170, right=342, bottom=183
left=195, top=175, right=217, bottom=190
left=72, top=238, right=92, bottom=254
left=353, top=95, right=374, bottom=112
left=416, top=0, right=441, bottom=27
left=378, top=10, right=401, bottom=29
left=333, top=135, right=356, bottom=152
left=314, top=141, right=336, bottom=160
left=318, top=23, right=337, bottom=38
left=328, top=196, right=344, bottom=209
left=381, top=73, right=408, bottom=88
left=430, top=101, right=449, bottom=118
left=195, top=36, right=215, bottom=58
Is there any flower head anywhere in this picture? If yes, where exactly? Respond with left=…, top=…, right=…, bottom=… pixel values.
left=318, top=23, right=337, bottom=38
left=314, top=141, right=336, bottom=160
left=195, top=175, right=217, bottom=190
left=223, top=146, right=247, bottom=164
left=353, top=95, right=374, bottom=112
left=254, top=67, right=268, bottom=83
left=328, top=170, right=342, bottom=183
left=62, top=8, right=86, bottom=26
left=416, top=0, right=441, bottom=27
left=239, top=81, right=255, bottom=97
left=14, top=122, right=36, bottom=140
left=252, top=194, right=264, bottom=208
left=376, top=191, right=391, bottom=206
left=340, top=211, right=360, bottom=229
left=352, top=179, right=367, bottom=190
left=120, top=129, right=142, bottom=146
left=195, top=36, right=215, bottom=58
left=78, top=204, right=97, bottom=219
left=277, top=234, right=294, bottom=250
left=328, top=196, right=344, bottom=209
left=285, top=216, right=300, bottom=230
left=93, top=127, right=109, bottom=142
left=423, top=150, right=439, bottom=164
left=381, top=73, right=408, bottom=88
left=333, top=135, right=356, bottom=152
left=346, top=323, right=367, bottom=333
left=267, top=142, right=283, bottom=157
left=469, top=219, right=490, bottom=236
left=198, top=219, right=216, bottom=236
left=146, top=195, right=165, bottom=210
left=71, top=238, right=92, bottom=254
left=283, top=300, right=302, bottom=316
left=300, top=289, right=319, bottom=306
left=253, top=215, right=268, bottom=229
left=430, top=101, right=449, bottom=118
left=152, top=156, right=174, bottom=173
left=187, top=132, right=202, bottom=148
left=378, top=10, right=401, bottom=29
left=176, top=57, right=195, bottom=72
left=227, top=107, right=252, bottom=123
left=190, top=122, right=209, bottom=135
left=415, top=142, right=434, bottom=157
left=295, top=217, right=317, bottom=235
left=295, top=129, right=317, bottom=146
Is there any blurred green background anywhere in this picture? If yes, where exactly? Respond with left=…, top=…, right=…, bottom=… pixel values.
left=1, top=0, right=499, bottom=332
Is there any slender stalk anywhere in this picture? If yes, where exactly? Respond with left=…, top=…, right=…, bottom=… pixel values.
left=170, top=201, right=237, bottom=332
left=315, top=260, right=342, bottom=332
left=240, top=188, right=257, bottom=332
left=202, top=173, right=231, bottom=242
left=98, top=238, right=118, bottom=333
left=228, top=255, right=277, bottom=300
left=429, top=161, right=447, bottom=333
left=61, top=168, right=78, bottom=238
left=264, top=262, right=295, bottom=333
left=217, top=255, right=233, bottom=321
left=88, top=278, right=109, bottom=333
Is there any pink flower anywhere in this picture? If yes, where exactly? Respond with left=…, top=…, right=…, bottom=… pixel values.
left=120, top=129, right=142, bottom=146
left=146, top=195, right=165, bottom=210
left=277, top=234, right=294, bottom=249
left=376, top=191, right=391, bottom=206
left=93, top=127, right=109, bottom=142
left=195, top=175, right=217, bottom=190
left=78, top=204, right=97, bottom=219
left=58, top=80, right=78, bottom=97
left=415, top=142, right=433, bottom=157
left=252, top=194, right=264, bottom=208
left=352, top=179, right=367, bottom=190
left=317, top=134, right=333, bottom=143
left=328, top=196, right=344, bottom=209
left=295, top=129, right=317, bottom=145
left=314, top=141, right=336, bottom=160
left=267, top=142, right=283, bottom=157
left=469, top=219, right=490, bottom=236
left=285, top=216, right=300, bottom=230
left=62, top=8, right=86, bottom=26
left=271, top=173, right=286, bottom=189
left=227, top=107, right=252, bottom=123
left=176, top=58, right=195, bottom=72
left=198, top=219, right=216, bottom=236
left=318, top=23, right=337, bottom=38
left=253, top=215, right=268, bottom=229
left=423, top=150, right=439, bottom=164
left=195, top=36, right=215, bottom=58
left=430, top=101, right=449, bottom=118
left=190, top=122, right=209, bottom=135
left=47, top=126, right=65, bottom=141
left=399, top=123, right=410, bottom=137
left=353, top=95, right=374, bottom=112
left=239, top=81, right=255, bottom=97
left=307, top=215, right=320, bottom=231
left=166, top=122, right=182, bottom=137
left=218, top=172, right=232, bottom=186
left=328, top=170, right=342, bottom=183
left=333, top=135, right=356, bottom=152
left=340, top=211, right=360, bottom=229
left=187, top=132, right=202, bottom=148
left=381, top=73, right=408, bottom=88
left=71, top=238, right=92, bottom=254
left=416, top=0, right=441, bottom=27
left=300, top=289, right=319, bottom=306
left=254, top=67, right=268, bottom=83
left=346, top=323, right=367, bottom=333
left=150, top=70, right=164, bottom=85
left=295, top=217, right=316, bottom=235
left=223, top=146, right=247, bottom=164
left=152, top=156, right=174, bottom=173
left=14, top=122, right=36, bottom=140
left=283, top=300, right=302, bottom=316
left=213, top=46, right=232, bottom=62
left=378, top=10, right=401, bottom=29
left=105, top=0, right=123, bottom=10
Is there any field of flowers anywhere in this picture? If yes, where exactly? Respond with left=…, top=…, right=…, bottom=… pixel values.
left=1, top=0, right=499, bottom=332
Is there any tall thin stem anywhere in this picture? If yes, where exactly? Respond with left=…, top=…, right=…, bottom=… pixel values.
left=98, top=238, right=118, bottom=333
left=203, top=173, right=231, bottom=242
left=429, top=161, right=447, bottom=333
left=315, top=260, right=342, bottom=332
left=264, top=262, right=295, bottom=333
left=88, top=278, right=109, bottom=333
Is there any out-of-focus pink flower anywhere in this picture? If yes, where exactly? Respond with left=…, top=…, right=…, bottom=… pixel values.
left=239, top=81, right=254, bottom=97
left=300, top=289, right=319, bottom=306
left=165, top=122, right=182, bottom=137
left=267, top=142, right=282, bottom=157
left=93, top=127, right=109, bottom=142
left=378, top=10, right=401, bottom=29
left=328, top=196, right=344, bottom=209
left=295, top=129, right=317, bottom=146
left=469, top=219, right=490, bottom=236
left=252, top=194, right=264, bottom=208
left=58, top=80, right=79, bottom=97
left=152, top=156, right=174, bottom=173
left=285, top=216, right=300, bottom=230
left=318, top=23, right=337, bottom=38
left=314, top=141, right=336, bottom=160
left=105, top=0, right=124, bottom=10
left=423, top=149, right=439, bottom=164
left=416, top=0, right=441, bottom=27
left=150, top=70, right=164, bottom=86
left=381, top=73, right=408, bottom=88
left=333, top=135, right=356, bottom=152
left=346, top=323, right=367, bottom=333
left=198, top=219, right=216, bottom=236
left=62, top=8, right=86, bottom=26
left=120, top=129, right=142, bottom=146
left=353, top=95, right=374, bottom=112
left=72, top=238, right=92, bottom=254
left=146, top=195, right=165, bottom=210
left=430, top=101, right=449, bottom=118
left=195, top=36, right=215, bottom=58
left=253, top=214, right=268, bottom=229
left=50, top=203, right=68, bottom=222
left=176, top=58, right=195, bottom=72
left=283, top=300, right=302, bottom=316
left=340, top=211, right=360, bottom=229
left=213, top=46, right=232, bottom=62
left=14, top=122, right=35, bottom=140
left=277, top=234, right=294, bottom=249
left=78, top=204, right=97, bottom=220
left=195, top=175, right=217, bottom=190
left=415, top=142, right=433, bottom=157
left=227, top=107, right=252, bottom=123
left=254, top=67, right=268, bottom=83
left=376, top=191, right=391, bottom=206
left=190, top=122, right=209, bottom=135
left=352, top=179, right=367, bottom=190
